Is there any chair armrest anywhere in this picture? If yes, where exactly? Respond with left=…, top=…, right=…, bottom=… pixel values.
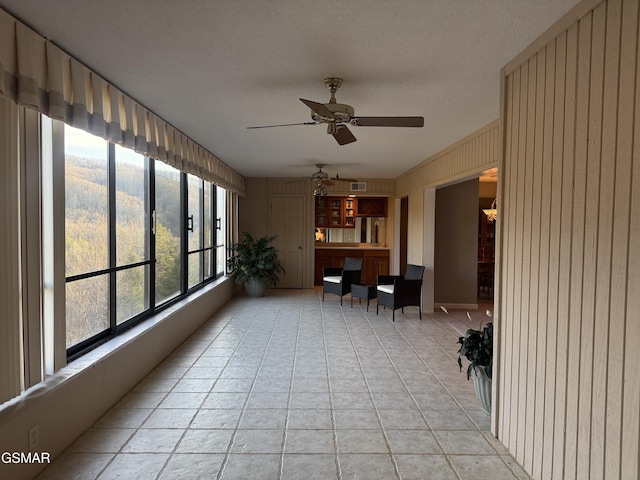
left=377, top=275, right=402, bottom=285
left=394, top=278, right=423, bottom=295
left=323, top=267, right=343, bottom=277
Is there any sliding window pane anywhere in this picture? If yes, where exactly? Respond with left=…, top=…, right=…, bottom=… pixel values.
left=155, top=161, right=182, bottom=305
left=64, top=125, right=109, bottom=277
left=116, top=265, right=149, bottom=324
left=203, top=184, right=214, bottom=279
left=187, top=174, right=203, bottom=252
left=66, top=275, right=109, bottom=348
left=115, top=145, right=148, bottom=266
left=187, top=174, right=203, bottom=288
left=188, top=252, right=203, bottom=288
left=204, top=183, right=213, bottom=248
left=216, top=186, right=226, bottom=276
left=204, top=249, right=213, bottom=280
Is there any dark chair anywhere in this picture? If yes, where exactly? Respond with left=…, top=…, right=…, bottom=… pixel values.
left=322, top=257, right=363, bottom=305
left=376, top=264, right=425, bottom=321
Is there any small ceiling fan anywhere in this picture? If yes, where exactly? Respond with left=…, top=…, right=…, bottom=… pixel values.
left=298, top=163, right=358, bottom=186
left=291, top=163, right=358, bottom=196
left=248, top=78, right=424, bottom=145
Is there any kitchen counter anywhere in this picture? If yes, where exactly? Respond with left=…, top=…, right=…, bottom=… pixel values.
left=315, top=244, right=389, bottom=250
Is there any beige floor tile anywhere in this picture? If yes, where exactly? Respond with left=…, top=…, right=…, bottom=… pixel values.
left=338, top=454, right=397, bottom=479
left=393, top=454, right=458, bottom=480
left=287, top=409, right=333, bottom=430
left=281, top=454, right=338, bottom=480
left=68, top=428, right=135, bottom=453
left=122, top=428, right=184, bottom=453
left=35, top=452, right=113, bottom=480
left=239, top=408, right=288, bottom=430
left=231, top=429, right=285, bottom=454
left=336, top=430, right=388, bottom=454
left=175, top=429, right=234, bottom=454
left=190, top=409, right=241, bottom=429
left=98, top=453, right=170, bottom=479
left=285, top=429, right=335, bottom=454
left=434, top=430, right=497, bottom=455
left=448, top=455, right=520, bottom=479
left=158, top=453, right=225, bottom=479
left=219, top=453, right=280, bottom=479
left=141, top=408, right=197, bottom=429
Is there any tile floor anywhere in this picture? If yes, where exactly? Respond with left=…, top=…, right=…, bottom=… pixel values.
left=37, top=288, right=528, bottom=480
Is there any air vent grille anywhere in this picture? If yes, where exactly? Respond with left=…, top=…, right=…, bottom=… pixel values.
left=350, top=182, right=367, bottom=192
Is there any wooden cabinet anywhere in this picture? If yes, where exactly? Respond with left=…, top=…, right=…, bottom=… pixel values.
left=315, top=197, right=357, bottom=228
left=314, top=248, right=389, bottom=286
left=315, top=197, right=330, bottom=227
left=344, top=198, right=356, bottom=227
left=361, top=250, right=390, bottom=285
left=356, top=197, right=387, bottom=217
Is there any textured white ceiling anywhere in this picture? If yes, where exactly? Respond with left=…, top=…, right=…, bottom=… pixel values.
left=0, top=0, right=579, bottom=180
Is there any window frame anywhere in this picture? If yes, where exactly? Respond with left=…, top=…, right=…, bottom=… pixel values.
left=61, top=123, right=227, bottom=360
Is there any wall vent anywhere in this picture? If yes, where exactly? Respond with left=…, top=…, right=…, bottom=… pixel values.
left=350, top=182, right=367, bottom=192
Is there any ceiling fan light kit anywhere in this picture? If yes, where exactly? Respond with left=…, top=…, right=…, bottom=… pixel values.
left=248, top=78, right=424, bottom=145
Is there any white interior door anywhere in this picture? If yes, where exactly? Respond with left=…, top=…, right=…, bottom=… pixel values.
left=269, top=195, right=305, bottom=288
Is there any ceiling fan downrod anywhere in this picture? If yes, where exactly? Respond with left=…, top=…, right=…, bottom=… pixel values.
left=324, top=77, right=343, bottom=104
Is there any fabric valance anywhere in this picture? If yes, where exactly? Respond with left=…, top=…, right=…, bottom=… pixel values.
left=0, top=9, right=245, bottom=195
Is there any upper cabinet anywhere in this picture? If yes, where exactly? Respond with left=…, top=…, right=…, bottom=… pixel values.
left=344, top=198, right=356, bottom=227
left=315, top=196, right=387, bottom=228
left=356, top=197, right=387, bottom=217
left=315, top=197, right=357, bottom=228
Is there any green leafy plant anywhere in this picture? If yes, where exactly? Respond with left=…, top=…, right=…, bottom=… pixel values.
left=228, top=232, right=285, bottom=288
left=456, top=313, right=493, bottom=380
left=441, top=307, right=493, bottom=380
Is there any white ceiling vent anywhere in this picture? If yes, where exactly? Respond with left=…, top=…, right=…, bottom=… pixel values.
left=350, top=182, right=367, bottom=192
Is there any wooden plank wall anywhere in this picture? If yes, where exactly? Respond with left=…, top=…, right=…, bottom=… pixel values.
left=498, top=0, right=640, bottom=478
left=0, top=98, right=23, bottom=404
left=395, top=120, right=500, bottom=194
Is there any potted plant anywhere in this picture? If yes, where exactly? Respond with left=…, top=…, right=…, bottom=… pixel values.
left=441, top=307, right=493, bottom=414
left=228, top=232, right=285, bottom=297
left=457, top=311, right=493, bottom=414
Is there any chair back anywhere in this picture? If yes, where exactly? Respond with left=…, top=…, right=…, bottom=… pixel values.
left=343, top=257, right=363, bottom=271
left=404, top=264, right=425, bottom=281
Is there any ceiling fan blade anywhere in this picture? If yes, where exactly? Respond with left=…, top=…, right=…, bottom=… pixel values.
left=352, top=116, right=424, bottom=127
left=332, top=125, right=357, bottom=145
left=300, top=98, right=335, bottom=120
left=247, top=122, right=317, bottom=129
left=321, top=179, right=335, bottom=186
left=332, top=175, right=358, bottom=183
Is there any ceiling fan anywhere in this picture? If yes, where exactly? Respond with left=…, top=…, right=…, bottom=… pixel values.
left=304, top=163, right=358, bottom=185
left=247, top=77, right=424, bottom=145
left=293, top=163, right=358, bottom=196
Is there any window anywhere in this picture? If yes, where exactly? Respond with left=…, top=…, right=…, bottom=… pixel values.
left=216, top=186, right=227, bottom=276
left=64, top=126, right=110, bottom=348
left=114, top=144, right=150, bottom=324
left=154, top=161, right=183, bottom=305
left=62, top=123, right=228, bottom=358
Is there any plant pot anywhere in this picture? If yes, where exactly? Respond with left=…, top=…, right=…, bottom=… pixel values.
left=472, top=365, right=492, bottom=414
left=244, top=278, right=266, bottom=298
